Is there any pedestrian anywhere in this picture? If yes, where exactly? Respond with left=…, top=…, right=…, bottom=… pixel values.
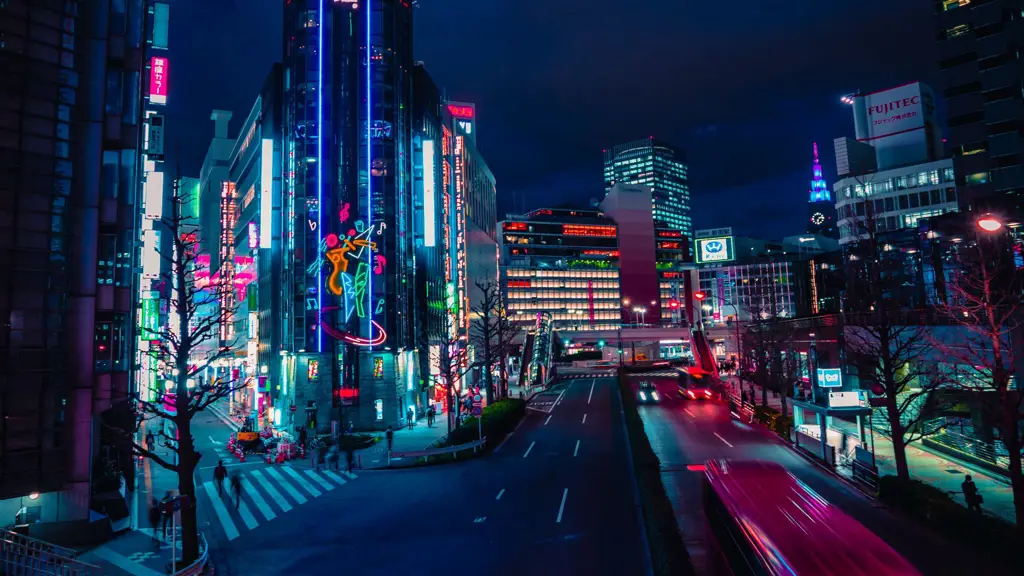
left=386, top=426, right=394, bottom=452
left=345, top=446, right=355, bottom=473
left=312, top=441, right=321, bottom=471
left=298, top=426, right=307, bottom=449
left=328, top=443, right=340, bottom=470
left=148, top=498, right=162, bottom=545
left=213, top=460, right=228, bottom=498
left=159, top=491, right=173, bottom=538
left=145, top=430, right=156, bottom=453
left=407, top=408, right=414, bottom=430
left=962, top=474, right=983, bottom=513
left=519, top=390, right=525, bottom=401
left=426, top=406, right=434, bottom=428
left=231, top=474, right=242, bottom=511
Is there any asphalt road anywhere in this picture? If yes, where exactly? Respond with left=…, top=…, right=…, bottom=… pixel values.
left=633, top=375, right=1010, bottom=576
left=191, top=376, right=647, bottom=575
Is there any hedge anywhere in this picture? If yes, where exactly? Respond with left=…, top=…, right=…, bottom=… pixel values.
left=446, top=398, right=525, bottom=447
left=752, top=405, right=792, bottom=437
left=618, top=371, right=695, bottom=576
left=877, top=476, right=1022, bottom=571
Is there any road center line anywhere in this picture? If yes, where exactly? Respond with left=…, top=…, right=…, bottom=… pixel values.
left=523, top=441, right=536, bottom=458
left=581, top=413, right=587, bottom=424
left=496, top=488, right=505, bottom=500
left=556, top=488, right=569, bottom=523
left=573, top=440, right=580, bottom=457
left=587, top=380, right=595, bottom=404
left=544, top=415, right=552, bottom=425
left=714, top=432, right=735, bottom=448
left=684, top=408, right=695, bottom=417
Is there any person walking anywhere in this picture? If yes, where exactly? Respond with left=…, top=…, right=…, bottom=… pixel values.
left=213, top=460, right=228, bottom=498
left=145, top=430, right=156, bottom=453
left=298, top=426, right=307, bottom=449
left=345, top=446, right=354, bottom=473
left=148, top=498, right=162, bottom=545
left=159, top=491, right=173, bottom=539
left=386, top=426, right=394, bottom=452
left=230, top=474, right=242, bottom=511
left=962, top=474, right=983, bottom=513
left=426, top=406, right=434, bottom=428
left=406, top=408, right=414, bottom=430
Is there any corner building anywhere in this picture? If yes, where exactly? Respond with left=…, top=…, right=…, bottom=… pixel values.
left=283, top=0, right=419, bottom=431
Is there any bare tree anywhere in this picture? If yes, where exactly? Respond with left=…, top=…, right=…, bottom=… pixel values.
left=471, top=280, right=520, bottom=403
left=437, top=312, right=475, bottom=435
left=104, top=180, right=242, bottom=564
left=937, top=230, right=1024, bottom=526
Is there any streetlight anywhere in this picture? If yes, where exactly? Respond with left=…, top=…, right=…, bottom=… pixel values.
left=977, top=214, right=1003, bottom=233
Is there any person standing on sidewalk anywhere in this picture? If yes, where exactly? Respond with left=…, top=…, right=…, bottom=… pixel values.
left=386, top=426, right=394, bottom=452
left=148, top=498, right=162, bottom=545
left=298, top=426, right=307, bottom=449
left=145, top=430, right=156, bottom=453
left=406, top=408, right=414, bottom=430
left=214, top=460, right=228, bottom=498
left=426, top=407, right=434, bottom=428
left=231, top=474, right=243, bottom=511
left=345, top=446, right=354, bottom=473
left=962, top=474, right=983, bottom=513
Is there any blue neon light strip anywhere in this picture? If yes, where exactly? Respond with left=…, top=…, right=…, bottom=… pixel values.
left=317, top=0, right=325, bottom=352
left=365, top=2, right=373, bottom=347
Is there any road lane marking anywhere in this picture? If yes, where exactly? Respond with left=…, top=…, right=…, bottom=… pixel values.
left=684, top=408, right=695, bottom=417
left=496, top=489, right=505, bottom=500
left=474, top=517, right=486, bottom=523
left=264, top=467, right=308, bottom=504
left=237, top=499, right=259, bottom=530
left=573, top=440, right=580, bottom=457
left=523, top=441, right=536, bottom=458
left=556, top=488, right=568, bottom=523
left=341, top=471, right=358, bottom=480
left=305, top=469, right=336, bottom=491
left=240, top=476, right=276, bottom=521
left=714, top=433, right=735, bottom=448
left=282, top=466, right=322, bottom=497
left=544, top=415, right=552, bottom=425
left=588, top=380, right=595, bottom=404
left=250, top=469, right=293, bottom=511
left=582, top=414, right=587, bottom=424
left=201, top=481, right=240, bottom=540
left=322, top=470, right=347, bottom=485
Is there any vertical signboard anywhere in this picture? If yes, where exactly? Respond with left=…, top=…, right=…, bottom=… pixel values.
left=422, top=140, right=436, bottom=247
left=149, top=57, right=168, bottom=105
left=152, top=3, right=171, bottom=50
left=144, top=171, right=164, bottom=220
left=260, top=139, right=273, bottom=249
left=140, top=292, right=160, bottom=341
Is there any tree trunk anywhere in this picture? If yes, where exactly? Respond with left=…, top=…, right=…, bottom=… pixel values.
left=176, top=417, right=200, bottom=565
left=484, top=348, right=494, bottom=404
left=886, top=391, right=910, bottom=482
left=760, top=378, right=768, bottom=407
left=1000, top=391, right=1024, bottom=528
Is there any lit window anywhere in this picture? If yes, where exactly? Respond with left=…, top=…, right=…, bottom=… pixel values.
left=966, top=172, right=990, bottom=185
left=946, top=24, right=970, bottom=38
left=943, top=0, right=970, bottom=10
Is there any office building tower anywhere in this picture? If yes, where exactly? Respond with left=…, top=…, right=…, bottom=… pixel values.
left=603, top=137, right=691, bottom=245
left=935, top=0, right=1024, bottom=208
left=0, top=0, right=147, bottom=532
left=282, top=0, right=419, bottom=430
left=807, top=143, right=838, bottom=238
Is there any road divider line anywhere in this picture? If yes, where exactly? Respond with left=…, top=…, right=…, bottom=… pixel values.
left=496, top=489, right=505, bottom=500
left=684, top=408, right=695, bottom=417
left=573, top=440, right=580, bottom=457
left=523, top=441, right=536, bottom=458
left=556, top=488, right=568, bottom=523
left=544, top=415, right=552, bottom=425
left=588, top=380, right=595, bottom=404
left=582, top=414, right=587, bottom=424
left=714, top=432, right=735, bottom=448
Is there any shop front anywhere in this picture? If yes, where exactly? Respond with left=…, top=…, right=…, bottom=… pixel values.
left=791, top=392, right=875, bottom=477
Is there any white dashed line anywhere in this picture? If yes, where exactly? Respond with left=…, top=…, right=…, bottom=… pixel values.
left=588, top=380, right=595, bottom=404
left=556, top=488, right=569, bottom=523
left=496, top=489, right=505, bottom=500
left=582, top=414, right=587, bottom=424
left=714, top=433, right=734, bottom=448
left=523, top=441, right=536, bottom=458
left=684, top=409, right=695, bottom=417
left=544, top=415, right=552, bottom=425
left=573, top=440, right=580, bottom=457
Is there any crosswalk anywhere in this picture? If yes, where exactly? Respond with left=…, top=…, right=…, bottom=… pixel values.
left=559, top=371, right=614, bottom=379
left=197, top=465, right=357, bottom=541
left=629, top=370, right=681, bottom=378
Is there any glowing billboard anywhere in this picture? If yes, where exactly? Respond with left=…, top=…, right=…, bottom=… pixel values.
left=149, top=57, right=168, bottom=105
left=695, top=236, right=735, bottom=264
left=260, top=139, right=273, bottom=249
left=422, top=140, right=436, bottom=247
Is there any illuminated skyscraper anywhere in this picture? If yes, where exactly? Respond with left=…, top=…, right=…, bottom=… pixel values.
left=603, top=137, right=691, bottom=247
left=806, top=143, right=837, bottom=238
left=282, top=0, right=419, bottom=430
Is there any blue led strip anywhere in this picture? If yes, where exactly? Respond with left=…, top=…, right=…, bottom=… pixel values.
left=317, top=0, right=325, bottom=352
left=365, top=2, right=373, bottom=347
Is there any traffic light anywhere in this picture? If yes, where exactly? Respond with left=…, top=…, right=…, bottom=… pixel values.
left=694, top=291, right=707, bottom=301
left=597, top=340, right=606, bottom=347
left=668, top=300, right=679, bottom=309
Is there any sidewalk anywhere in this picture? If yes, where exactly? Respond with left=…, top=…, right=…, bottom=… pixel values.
left=358, top=421, right=450, bottom=469
left=728, top=378, right=1016, bottom=524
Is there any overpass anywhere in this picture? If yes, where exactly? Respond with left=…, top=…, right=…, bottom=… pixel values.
left=511, top=325, right=696, bottom=346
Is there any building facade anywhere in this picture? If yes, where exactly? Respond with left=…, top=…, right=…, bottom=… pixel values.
left=0, top=0, right=147, bottom=532
left=603, top=137, right=692, bottom=245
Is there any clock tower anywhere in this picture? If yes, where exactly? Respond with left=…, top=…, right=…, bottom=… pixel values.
left=806, top=143, right=837, bottom=238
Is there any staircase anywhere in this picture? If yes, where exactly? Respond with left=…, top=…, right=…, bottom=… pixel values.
left=690, top=330, right=719, bottom=374
left=0, top=530, right=99, bottom=575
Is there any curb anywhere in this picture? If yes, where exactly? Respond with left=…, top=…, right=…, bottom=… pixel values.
left=615, top=378, right=656, bottom=576
left=207, top=403, right=241, bottom=432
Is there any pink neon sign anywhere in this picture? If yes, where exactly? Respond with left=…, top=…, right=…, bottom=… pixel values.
left=150, top=57, right=168, bottom=104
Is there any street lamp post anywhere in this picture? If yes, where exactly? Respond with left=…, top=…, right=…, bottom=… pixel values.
left=696, top=290, right=745, bottom=395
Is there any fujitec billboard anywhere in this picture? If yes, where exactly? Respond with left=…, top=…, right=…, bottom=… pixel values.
left=695, top=237, right=734, bottom=264
left=860, top=84, right=923, bottom=139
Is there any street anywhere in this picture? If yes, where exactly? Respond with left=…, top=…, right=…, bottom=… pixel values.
left=633, top=375, right=1011, bottom=576
left=183, top=376, right=647, bottom=574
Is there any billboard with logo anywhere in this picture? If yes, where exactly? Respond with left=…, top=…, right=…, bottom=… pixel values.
left=695, top=236, right=734, bottom=264
left=816, top=368, right=842, bottom=388
left=852, top=82, right=940, bottom=170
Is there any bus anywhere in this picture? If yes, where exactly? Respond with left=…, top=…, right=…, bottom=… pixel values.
left=703, top=460, right=920, bottom=576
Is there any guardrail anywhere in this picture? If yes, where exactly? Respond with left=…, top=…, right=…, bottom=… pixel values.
left=0, top=530, right=99, bottom=575
left=388, top=438, right=487, bottom=465
left=171, top=532, right=208, bottom=576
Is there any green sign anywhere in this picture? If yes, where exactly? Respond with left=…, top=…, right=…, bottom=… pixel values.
left=141, top=296, right=160, bottom=341
left=567, top=259, right=612, bottom=269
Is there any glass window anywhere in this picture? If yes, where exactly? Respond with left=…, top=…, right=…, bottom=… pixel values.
left=101, top=151, right=119, bottom=198
left=884, top=197, right=895, bottom=212
left=943, top=167, right=955, bottom=182
left=874, top=199, right=885, bottom=214
left=918, top=172, right=930, bottom=186
left=909, top=193, right=920, bottom=208
left=919, top=191, right=931, bottom=206
left=105, top=71, right=123, bottom=115
left=98, top=234, right=116, bottom=285
left=123, top=71, right=139, bottom=124
left=899, top=195, right=909, bottom=210
left=931, top=189, right=943, bottom=205
left=945, top=187, right=957, bottom=203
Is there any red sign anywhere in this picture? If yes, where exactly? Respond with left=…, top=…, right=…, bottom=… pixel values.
left=503, top=221, right=527, bottom=231
left=447, top=104, right=474, bottom=119
left=149, top=57, right=168, bottom=104
left=562, top=224, right=616, bottom=237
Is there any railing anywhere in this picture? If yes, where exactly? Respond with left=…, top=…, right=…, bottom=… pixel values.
left=389, top=438, right=487, bottom=465
left=171, top=532, right=209, bottom=576
left=926, top=430, right=1010, bottom=470
left=0, top=530, right=99, bottom=576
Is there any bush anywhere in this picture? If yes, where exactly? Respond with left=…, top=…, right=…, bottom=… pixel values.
left=877, top=476, right=1022, bottom=570
left=446, top=398, right=525, bottom=447
left=751, top=405, right=792, bottom=437
left=618, top=371, right=695, bottom=576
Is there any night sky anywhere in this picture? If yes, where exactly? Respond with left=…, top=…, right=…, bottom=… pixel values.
left=165, top=0, right=939, bottom=239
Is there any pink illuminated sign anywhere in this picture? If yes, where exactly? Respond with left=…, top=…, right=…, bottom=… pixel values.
left=150, top=57, right=168, bottom=104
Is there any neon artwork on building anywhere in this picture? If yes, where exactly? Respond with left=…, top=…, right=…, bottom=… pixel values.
left=447, top=104, right=474, bottom=119
left=454, top=135, right=468, bottom=336
left=308, top=359, right=319, bottom=381
left=318, top=222, right=387, bottom=347
left=372, top=356, right=384, bottom=379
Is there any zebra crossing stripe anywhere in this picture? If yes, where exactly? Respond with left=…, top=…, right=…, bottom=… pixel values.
left=321, top=470, right=347, bottom=485
left=201, top=481, right=240, bottom=541
left=341, top=471, right=358, bottom=480
left=265, top=467, right=308, bottom=504
left=237, top=499, right=259, bottom=530
left=281, top=465, right=322, bottom=497
left=304, top=469, right=335, bottom=491
left=249, top=469, right=294, bottom=508
left=240, top=476, right=276, bottom=520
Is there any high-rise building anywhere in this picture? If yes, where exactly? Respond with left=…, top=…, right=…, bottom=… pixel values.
left=603, top=138, right=691, bottom=245
left=934, top=0, right=1024, bottom=208
left=0, top=0, right=147, bottom=532
left=282, top=1, right=420, bottom=430
left=807, top=143, right=838, bottom=238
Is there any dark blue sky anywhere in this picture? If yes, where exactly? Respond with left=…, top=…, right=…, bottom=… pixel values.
left=166, top=0, right=938, bottom=239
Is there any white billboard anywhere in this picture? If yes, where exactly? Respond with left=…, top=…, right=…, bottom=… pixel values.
left=695, top=236, right=734, bottom=264
left=144, top=171, right=164, bottom=220
left=857, top=83, right=924, bottom=141
left=422, top=140, right=436, bottom=247
left=260, top=139, right=273, bottom=249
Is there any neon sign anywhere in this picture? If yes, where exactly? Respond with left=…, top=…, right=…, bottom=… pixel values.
left=503, top=222, right=527, bottom=231
left=320, top=311, right=387, bottom=347
left=373, top=357, right=384, bottom=379
left=371, top=120, right=392, bottom=139
left=149, top=57, right=168, bottom=105
left=447, top=104, right=474, bottom=119
left=563, top=224, right=616, bottom=237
